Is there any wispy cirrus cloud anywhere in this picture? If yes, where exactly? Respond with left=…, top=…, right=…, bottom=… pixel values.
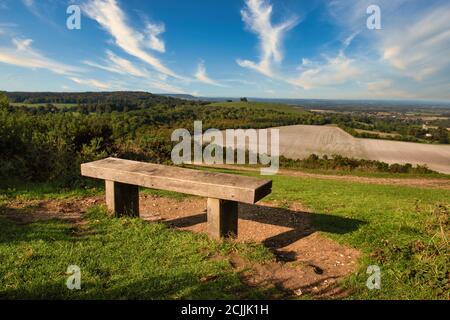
left=21, top=0, right=59, bottom=27
left=380, top=4, right=450, bottom=81
left=82, top=0, right=180, bottom=79
left=69, top=76, right=111, bottom=90
left=237, top=0, right=299, bottom=77
left=147, top=80, right=188, bottom=94
left=21, top=0, right=33, bottom=9
left=0, top=38, right=79, bottom=75
left=325, top=0, right=450, bottom=99
left=195, top=61, right=224, bottom=87
left=290, top=32, right=362, bottom=90
left=290, top=52, right=361, bottom=90
left=84, top=50, right=149, bottom=78
left=145, top=22, right=166, bottom=53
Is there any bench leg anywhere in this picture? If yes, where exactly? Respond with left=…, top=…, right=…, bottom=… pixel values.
left=207, top=198, right=238, bottom=239
left=105, top=180, right=139, bottom=217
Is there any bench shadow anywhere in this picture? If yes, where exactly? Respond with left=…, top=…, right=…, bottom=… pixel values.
left=164, top=203, right=366, bottom=251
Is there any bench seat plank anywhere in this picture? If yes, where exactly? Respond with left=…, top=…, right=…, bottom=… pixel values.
left=81, top=158, right=272, bottom=204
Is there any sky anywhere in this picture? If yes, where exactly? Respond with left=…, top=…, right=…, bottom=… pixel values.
left=0, top=0, right=449, bottom=100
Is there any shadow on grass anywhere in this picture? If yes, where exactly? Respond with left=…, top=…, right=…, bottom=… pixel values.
left=0, top=205, right=103, bottom=244
left=0, top=271, right=275, bottom=300
left=0, top=215, right=72, bottom=244
left=165, top=203, right=366, bottom=250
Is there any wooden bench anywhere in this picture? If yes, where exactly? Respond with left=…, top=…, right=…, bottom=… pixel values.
left=81, top=157, right=272, bottom=239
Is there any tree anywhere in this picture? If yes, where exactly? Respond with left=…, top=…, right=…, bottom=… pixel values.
left=240, top=97, right=248, bottom=102
left=437, top=128, right=449, bottom=144
left=0, top=93, right=9, bottom=109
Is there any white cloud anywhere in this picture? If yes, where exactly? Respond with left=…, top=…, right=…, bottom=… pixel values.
left=291, top=53, right=361, bottom=90
left=82, top=0, right=179, bottom=78
left=22, top=0, right=33, bottom=8
left=21, top=0, right=57, bottom=25
left=380, top=4, right=450, bottom=81
left=367, top=79, right=392, bottom=92
left=325, top=0, right=450, bottom=100
left=195, top=61, right=224, bottom=86
left=84, top=50, right=149, bottom=77
left=237, top=0, right=299, bottom=77
left=69, top=77, right=111, bottom=90
left=12, top=38, right=32, bottom=51
left=145, top=22, right=165, bottom=53
left=0, top=38, right=79, bottom=75
left=148, top=80, right=187, bottom=94
left=327, top=0, right=408, bottom=32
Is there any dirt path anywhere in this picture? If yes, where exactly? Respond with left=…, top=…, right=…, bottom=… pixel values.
left=141, top=196, right=360, bottom=298
left=195, top=164, right=450, bottom=190
left=1, top=195, right=361, bottom=298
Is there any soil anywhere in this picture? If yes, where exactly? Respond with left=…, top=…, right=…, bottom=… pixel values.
left=1, top=194, right=361, bottom=298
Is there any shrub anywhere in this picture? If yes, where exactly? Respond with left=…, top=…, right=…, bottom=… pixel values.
left=279, top=154, right=436, bottom=174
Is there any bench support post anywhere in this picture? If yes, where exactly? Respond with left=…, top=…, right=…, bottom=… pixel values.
left=105, top=180, right=139, bottom=217
left=207, top=198, right=238, bottom=239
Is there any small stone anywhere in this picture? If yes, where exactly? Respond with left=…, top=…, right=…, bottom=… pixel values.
left=294, top=289, right=303, bottom=296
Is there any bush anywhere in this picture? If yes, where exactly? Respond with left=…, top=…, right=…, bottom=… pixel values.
left=0, top=93, right=8, bottom=109
left=279, top=154, right=436, bottom=174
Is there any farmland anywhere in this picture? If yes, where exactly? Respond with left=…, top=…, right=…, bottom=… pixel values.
left=274, top=125, right=450, bottom=174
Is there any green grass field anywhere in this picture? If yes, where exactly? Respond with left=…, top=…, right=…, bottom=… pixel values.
left=0, top=170, right=448, bottom=300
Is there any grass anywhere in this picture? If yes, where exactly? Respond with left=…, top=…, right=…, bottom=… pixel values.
left=0, top=181, right=191, bottom=205
left=0, top=182, right=102, bottom=204
left=0, top=170, right=448, bottom=299
left=222, top=168, right=450, bottom=299
left=194, top=163, right=450, bottom=180
left=293, top=168, right=450, bottom=180
left=0, top=205, right=274, bottom=299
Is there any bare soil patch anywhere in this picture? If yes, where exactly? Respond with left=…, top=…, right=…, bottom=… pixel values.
left=140, top=196, right=361, bottom=298
left=0, top=197, right=103, bottom=235
left=1, top=197, right=102, bottom=224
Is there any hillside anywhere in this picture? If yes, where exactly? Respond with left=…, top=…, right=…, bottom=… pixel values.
left=4, top=91, right=187, bottom=105
left=275, top=125, right=450, bottom=174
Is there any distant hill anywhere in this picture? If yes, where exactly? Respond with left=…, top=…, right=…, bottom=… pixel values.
left=157, top=93, right=199, bottom=100
left=3, top=91, right=188, bottom=105
left=1, top=91, right=210, bottom=113
left=203, top=97, right=450, bottom=112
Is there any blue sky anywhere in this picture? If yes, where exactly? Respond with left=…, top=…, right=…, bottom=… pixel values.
left=0, top=0, right=449, bottom=100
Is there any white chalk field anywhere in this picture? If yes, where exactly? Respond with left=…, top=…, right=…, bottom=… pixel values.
left=216, top=125, right=450, bottom=174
